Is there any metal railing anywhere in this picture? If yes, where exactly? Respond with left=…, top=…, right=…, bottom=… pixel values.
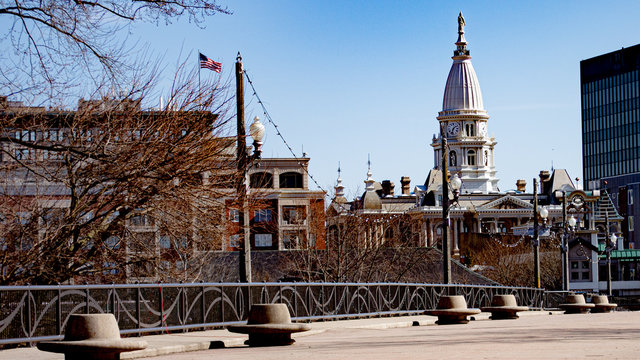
left=0, top=282, right=544, bottom=345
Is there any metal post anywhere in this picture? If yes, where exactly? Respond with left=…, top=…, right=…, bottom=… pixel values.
left=441, top=131, right=451, bottom=285
left=236, top=52, right=252, bottom=283
left=56, top=285, right=62, bottom=335
left=533, top=178, right=540, bottom=288
left=201, top=283, right=206, bottom=326
left=85, top=286, right=90, bottom=314
left=136, top=285, right=141, bottom=334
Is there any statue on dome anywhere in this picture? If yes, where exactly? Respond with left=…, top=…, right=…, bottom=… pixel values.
left=458, top=12, right=465, bottom=34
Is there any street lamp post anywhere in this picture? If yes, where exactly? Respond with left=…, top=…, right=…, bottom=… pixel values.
left=441, top=129, right=461, bottom=285
left=532, top=179, right=549, bottom=289
left=555, top=190, right=570, bottom=292
left=236, top=53, right=265, bottom=283
left=533, top=178, right=540, bottom=288
left=604, top=212, right=617, bottom=297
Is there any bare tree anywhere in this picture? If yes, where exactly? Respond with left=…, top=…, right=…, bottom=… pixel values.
left=472, top=234, right=561, bottom=289
left=0, top=65, right=239, bottom=284
left=282, top=209, right=445, bottom=283
left=0, top=1, right=230, bottom=101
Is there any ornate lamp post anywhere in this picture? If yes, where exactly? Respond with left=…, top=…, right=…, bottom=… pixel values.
left=441, top=129, right=462, bottom=284
left=603, top=212, right=617, bottom=297
left=554, top=190, right=570, bottom=291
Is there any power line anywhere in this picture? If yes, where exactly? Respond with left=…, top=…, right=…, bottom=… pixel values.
left=243, top=69, right=329, bottom=196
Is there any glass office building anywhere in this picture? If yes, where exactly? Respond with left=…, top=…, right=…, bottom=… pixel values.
left=581, top=44, right=640, bottom=248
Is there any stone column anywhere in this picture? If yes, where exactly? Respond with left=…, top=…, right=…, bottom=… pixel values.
left=454, top=218, right=461, bottom=256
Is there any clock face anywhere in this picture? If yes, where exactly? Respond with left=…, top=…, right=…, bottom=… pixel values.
left=572, top=195, right=584, bottom=207
left=447, top=122, right=460, bottom=136
left=479, top=122, right=487, bottom=136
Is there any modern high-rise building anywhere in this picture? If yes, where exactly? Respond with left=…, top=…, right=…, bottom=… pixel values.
left=581, top=44, right=640, bottom=248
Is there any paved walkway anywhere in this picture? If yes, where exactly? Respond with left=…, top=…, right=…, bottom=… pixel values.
left=3, top=311, right=640, bottom=359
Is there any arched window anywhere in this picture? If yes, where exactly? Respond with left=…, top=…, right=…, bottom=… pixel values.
left=465, top=123, right=475, bottom=136
left=467, top=150, right=476, bottom=166
left=279, top=172, right=303, bottom=188
left=250, top=172, right=273, bottom=188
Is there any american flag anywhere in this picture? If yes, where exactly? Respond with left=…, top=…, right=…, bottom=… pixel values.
left=199, top=53, right=222, bottom=73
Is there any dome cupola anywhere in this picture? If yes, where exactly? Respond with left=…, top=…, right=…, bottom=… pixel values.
left=442, top=12, right=485, bottom=113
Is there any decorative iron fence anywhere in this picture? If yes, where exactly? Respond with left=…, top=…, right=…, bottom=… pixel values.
left=0, top=282, right=544, bottom=345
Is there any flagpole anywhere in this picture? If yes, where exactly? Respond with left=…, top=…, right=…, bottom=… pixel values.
left=198, top=50, right=201, bottom=93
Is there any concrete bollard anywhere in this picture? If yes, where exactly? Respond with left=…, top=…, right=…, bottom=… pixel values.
left=481, top=294, right=530, bottom=320
left=591, top=295, right=617, bottom=313
left=37, top=313, right=147, bottom=360
left=559, top=294, right=595, bottom=314
left=227, top=304, right=311, bottom=346
left=425, top=295, right=480, bottom=325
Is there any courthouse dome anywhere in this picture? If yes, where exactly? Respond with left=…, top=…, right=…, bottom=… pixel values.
left=442, top=59, right=484, bottom=111
left=442, top=13, right=485, bottom=112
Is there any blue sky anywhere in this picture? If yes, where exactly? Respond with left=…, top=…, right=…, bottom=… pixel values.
left=24, top=1, right=640, bottom=198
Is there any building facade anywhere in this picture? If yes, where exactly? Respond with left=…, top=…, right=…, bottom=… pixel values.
left=226, top=157, right=326, bottom=252
left=581, top=44, right=640, bottom=248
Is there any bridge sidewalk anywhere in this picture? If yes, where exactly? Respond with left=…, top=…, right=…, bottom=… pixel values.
left=0, top=311, right=593, bottom=360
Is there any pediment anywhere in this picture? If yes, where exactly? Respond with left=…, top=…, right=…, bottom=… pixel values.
left=478, top=195, right=533, bottom=210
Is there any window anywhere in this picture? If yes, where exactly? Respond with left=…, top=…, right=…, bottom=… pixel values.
left=15, top=148, right=31, bottom=160
left=629, top=216, right=634, bottom=232
left=282, top=206, right=305, bottom=225
left=46, top=129, right=64, bottom=142
left=629, top=189, right=634, bottom=206
left=250, top=172, right=273, bottom=188
left=254, top=209, right=272, bottom=222
left=465, top=123, right=475, bottom=136
left=105, top=236, right=120, bottom=250
left=16, top=211, right=31, bottom=225
left=159, top=234, right=171, bottom=249
left=570, top=260, right=591, bottom=282
left=255, top=234, right=272, bottom=247
left=229, top=234, right=240, bottom=248
left=130, top=213, right=153, bottom=227
left=279, top=172, right=303, bottom=188
left=229, top=209, right=240, bottom=222
left=41, top=208, right=64, bottom=225
left=309, top=234, right=316, bottom=248
left=282, top=231, right=300, bottom=250
left=467, top=150, right=476, bottom=166
left=18, top=130, right=37, bottom=142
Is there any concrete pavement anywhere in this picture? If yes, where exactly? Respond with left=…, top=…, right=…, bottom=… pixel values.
left=3, top=311, right=640, bottom=359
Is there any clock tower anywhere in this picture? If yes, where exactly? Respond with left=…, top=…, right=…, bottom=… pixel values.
left=431, top=13, right=499, bottom=194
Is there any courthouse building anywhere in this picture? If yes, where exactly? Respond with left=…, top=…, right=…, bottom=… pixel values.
left=328, top=14, right=630, bottom=293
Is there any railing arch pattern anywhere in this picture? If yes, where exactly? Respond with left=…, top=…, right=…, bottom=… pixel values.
left=0, top=282, right=544, bottom=345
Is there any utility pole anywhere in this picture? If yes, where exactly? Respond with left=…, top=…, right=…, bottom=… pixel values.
left=236, top=53, right=251, bottom=283
left=533, top=178, right=540, bottom=288
left=441, top=130, right=451, bottom=285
